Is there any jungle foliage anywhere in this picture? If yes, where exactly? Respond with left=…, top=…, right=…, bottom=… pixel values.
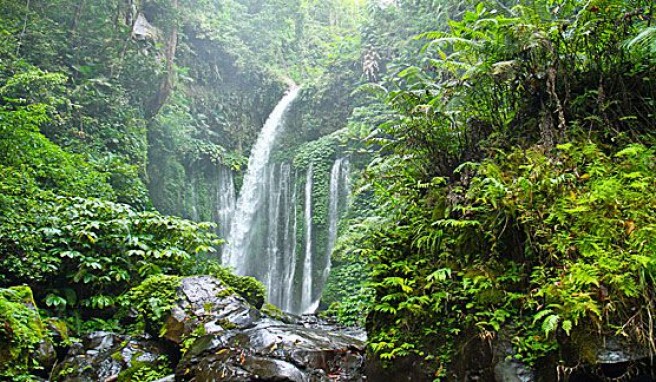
left=2, top=0, right=655, bottom=380
left=352, top=0, right=655, bottom=378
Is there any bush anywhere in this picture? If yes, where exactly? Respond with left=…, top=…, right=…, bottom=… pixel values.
left=0, top=191, right=219, bottom=313
left=365, top=141, right=656, bottom=370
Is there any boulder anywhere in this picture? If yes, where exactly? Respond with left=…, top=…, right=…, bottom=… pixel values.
left=51, top=331, right=171, bottom=382
left=167, top=276, right=366, bottom=381
left=177, top=319, right=365, bottom=381
left=53, top=276, right=366, bottom=382
left=163, top=275, right=261, bottom=344
left=0, top=286, right=57, bottom=378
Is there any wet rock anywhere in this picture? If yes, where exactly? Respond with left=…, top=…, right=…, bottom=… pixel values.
left=35, top=339, right=58, bottom=373
left=178, top=322, right=366, bottom=381
left=46, top=317, right=71, bottom=360
left=594, top=336, right=649, bottom=364
left=51, top=331, right=171, bottom=382
left=494, top=359, right=534, bottom=382
left=163, top=276, right=261, bottom=344
left=51, top=276, right=366, bottom=382
left=565, top=335, right=654, bottom=381
left=168, top=277, right=366, bottom=381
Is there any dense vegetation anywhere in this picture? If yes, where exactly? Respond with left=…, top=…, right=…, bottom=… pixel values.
left=347, top=0, right=655, bottom=378
left=1, top=0, right=654, bottom=380
left=0, top=0, right=359, bottom=379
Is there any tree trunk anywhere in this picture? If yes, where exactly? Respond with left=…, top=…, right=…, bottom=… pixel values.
left=148, top=0, right=178, bottom=118
left=16, top=0, right=31, bottom=55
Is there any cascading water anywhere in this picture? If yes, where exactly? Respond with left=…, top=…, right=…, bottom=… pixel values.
left=220, top=86, right=352, bottom=315
left=300, top=164, right=315, bottom=313
left=324, top=157, right=350, bottom=281
left=223, top=86, right=300, bottom=273
left=263, top=163, right=298, bottom=311
left=171, top=164, right=235, bottom=248
left=215, top=166, right=236, bottom=244
left=281, top=167, right=299, bottom=312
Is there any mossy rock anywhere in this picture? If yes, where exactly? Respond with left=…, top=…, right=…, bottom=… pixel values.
left=261, top=303, right=284, bottom=319
left=187, top=258, right=266, bottom=308
left=117, top=358, right=172, bottom=382
left=52, top=332, right=171, bottom=382
left=210, top=267, right=265, bottom=308
left=119, top=275, right=182, bottom=335
left=46, top=317, right=70, bottom=344
left=0, top=286, right=55, bottom=379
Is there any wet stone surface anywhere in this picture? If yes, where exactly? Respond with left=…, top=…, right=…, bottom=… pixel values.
left=172, top=277, right=366, bottom=381
left=53, top=276, right=367, bottom=381
left=51, top=331, right=170, bottom=382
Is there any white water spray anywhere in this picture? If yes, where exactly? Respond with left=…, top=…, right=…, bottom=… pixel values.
left=223, top=86, right=300, bottom=273
left=300, top=163, right=316, bottom=313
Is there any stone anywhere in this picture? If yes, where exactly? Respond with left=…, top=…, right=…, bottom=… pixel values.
left=163, top=276, right=261, bottom=344
left=167, top=277, right=366, bottom=381
left=51, top=331, right=171, bottom=382
left=52, top=276, right=366, bottom=382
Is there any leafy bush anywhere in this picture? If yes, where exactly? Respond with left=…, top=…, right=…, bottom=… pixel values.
left=0, top=191, right=219, bottom=312
left=357, top=0, right=655, bottom=376
left=0, top=103, right=114, bottom=200
left=364, top=141, right=656, bottom=373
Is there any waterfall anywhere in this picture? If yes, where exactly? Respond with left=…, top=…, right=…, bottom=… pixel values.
left=218, top=85, right=353, bottom=315
left=189, top=177, right=199, bottom=222
left=263, top=163, right=294, bottom=308
left=300, top=164, right=315, bottom=314
left=223, top=86, right=300, bottom=273
left=282, top=168, right=299, bottom=312
left=216, top=166, right=236, bottom=246
left=325, top=158, right=349, bottom=279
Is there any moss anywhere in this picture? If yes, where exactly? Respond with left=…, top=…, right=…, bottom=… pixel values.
left=117, top=357, right=172, bottom=382
left=119, top=275, right=182, bottom=337
left=111, top=350, right=124, bottom=362
left=0, top=286, right=48, bottom=379
left=261, top=303, right=284, bottom=319
left=185, top=258, right=266, bottom=308
left=55, top=364, right=92, bottom=379
left=180, top=324, right=208, bottom=355
left=209, top=266, right=266, bottom=308
left=224, top=274, right=265, bottom=308
left=217, top=318, right=237, bottom=330
left=216, top=288, right=234, bottom=298
left=46, top=318, right=69, bottom=343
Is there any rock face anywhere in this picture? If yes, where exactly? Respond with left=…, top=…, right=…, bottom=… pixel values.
left=178, top=317, right=365, bottom=381
left=443, top=332, right=655, bottom=382
left=171, top=276, right=366, bottom=381
left=163, top=276, right=261, bottom=344
left=53, top=276, right=366, bottom=381
left=51, top=331, right=171, bottom=382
